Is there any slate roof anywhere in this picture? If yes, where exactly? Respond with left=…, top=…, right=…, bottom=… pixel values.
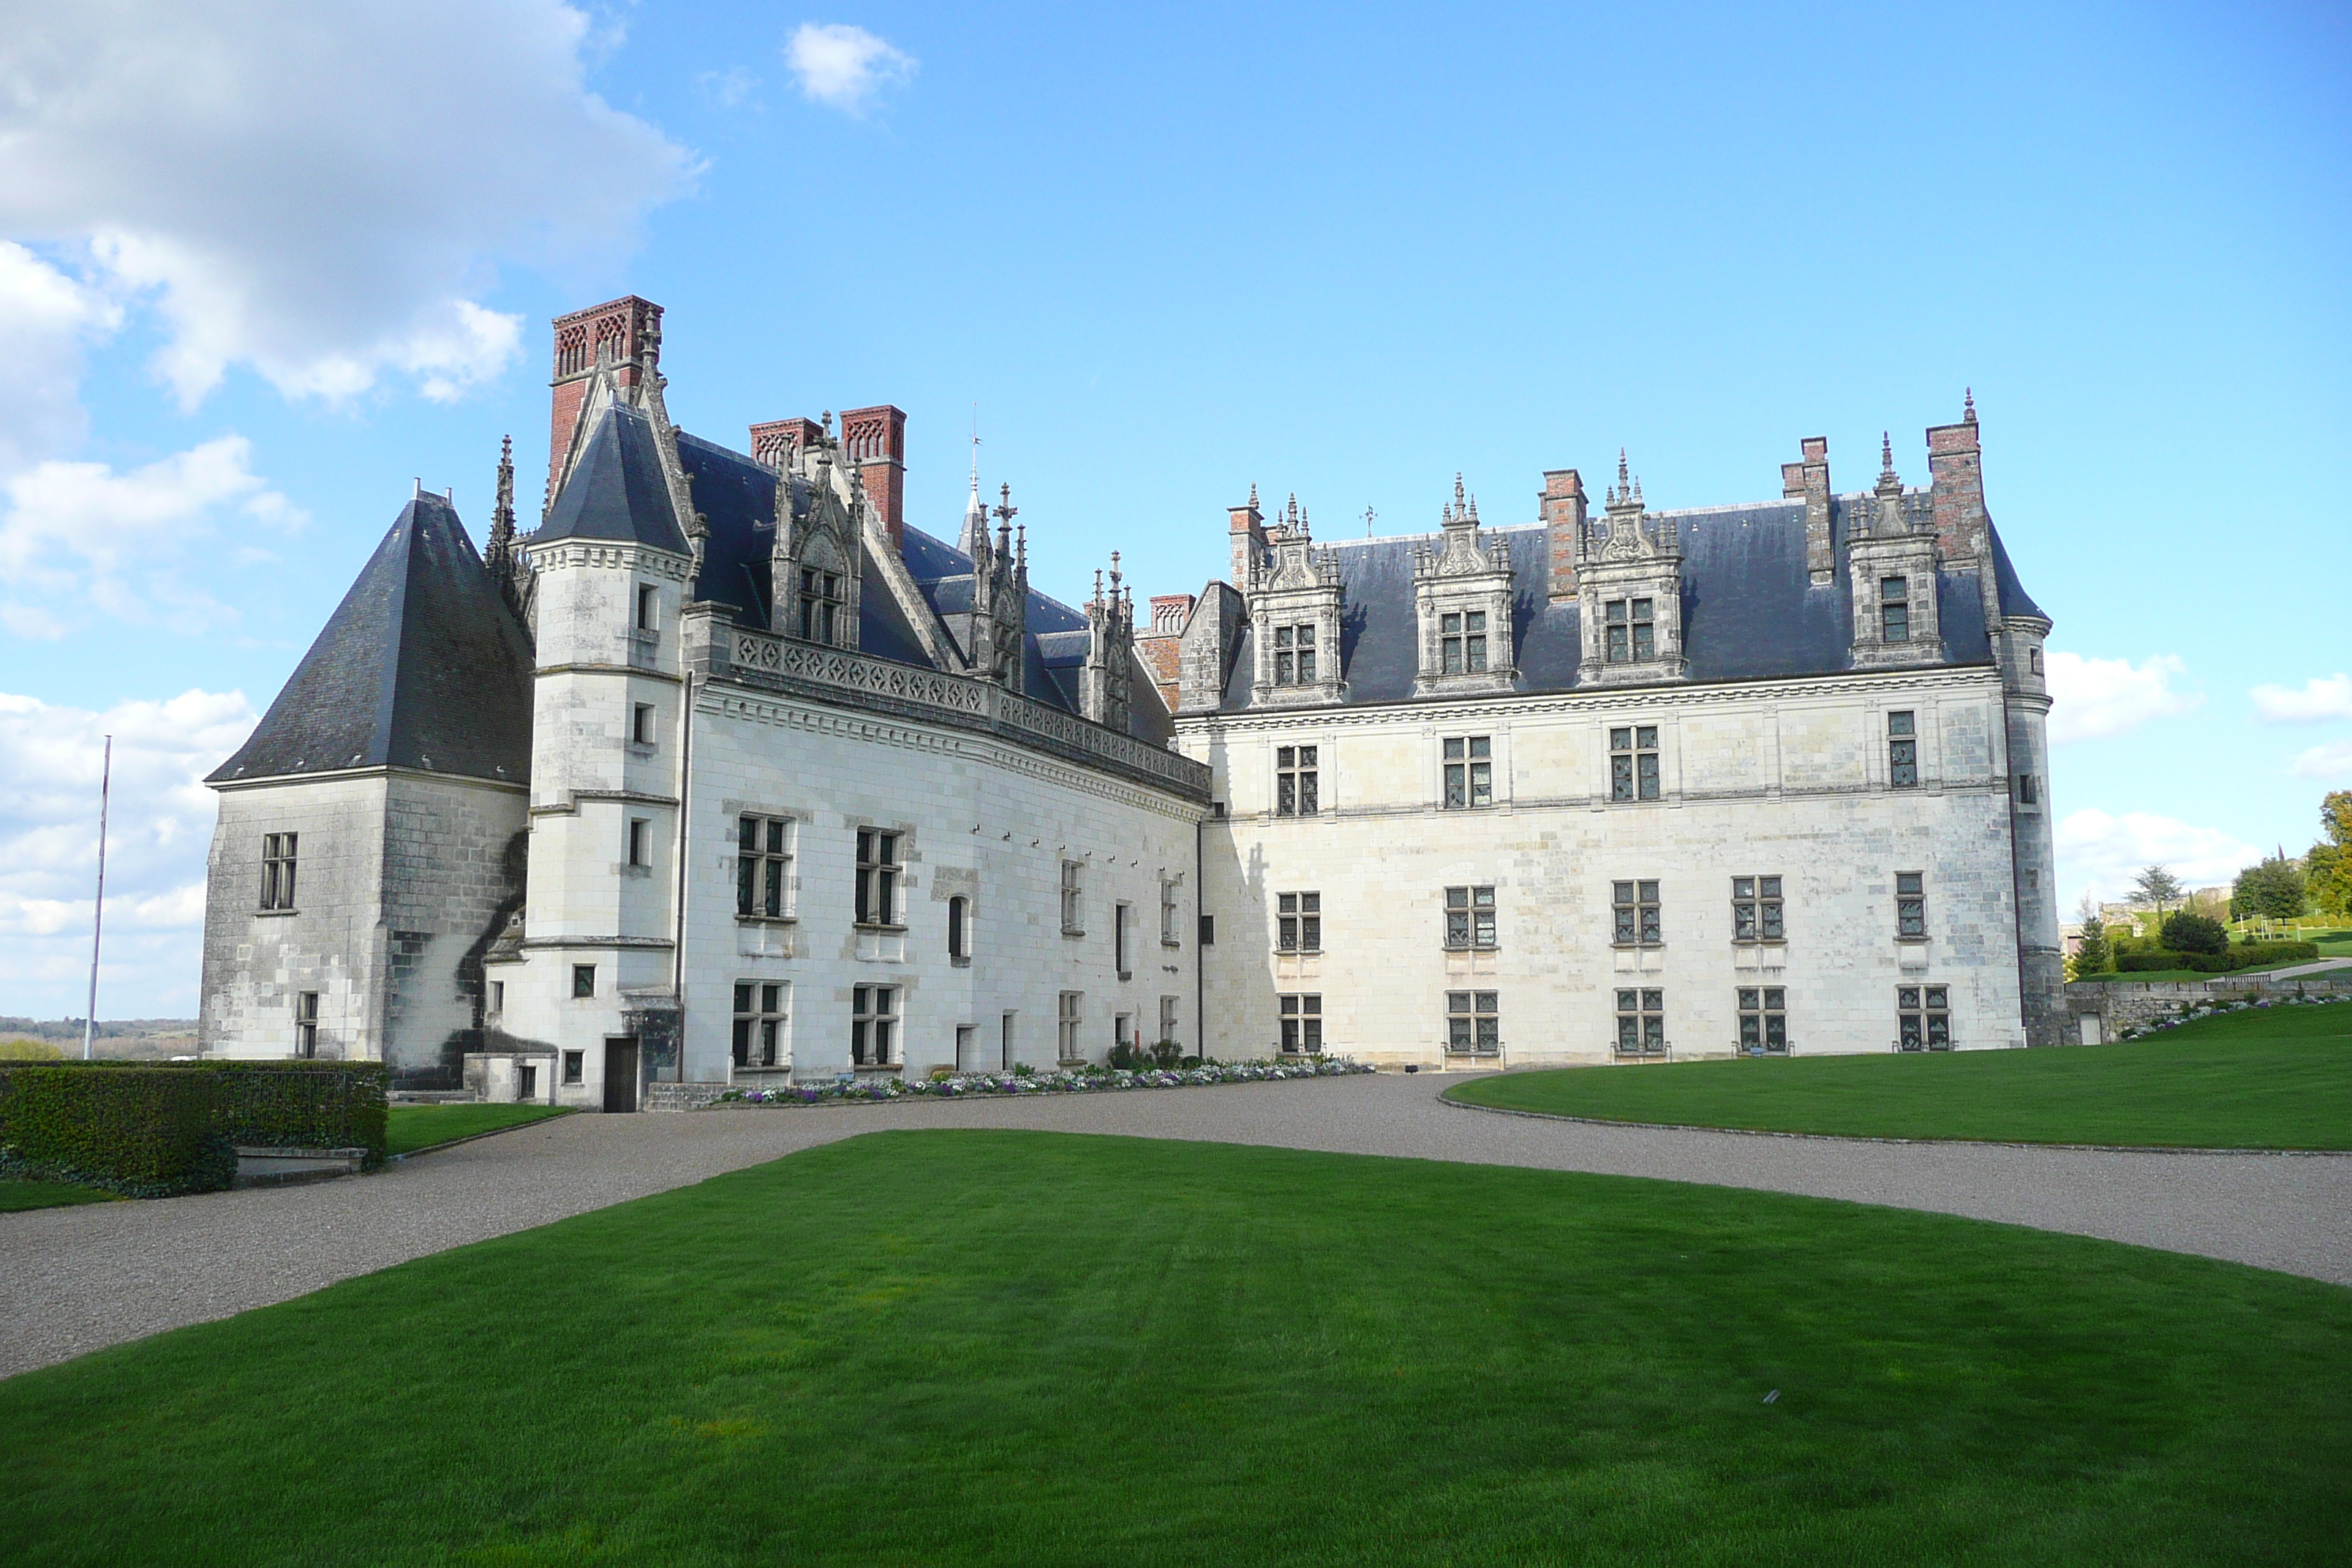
left=661, top=428, right=1170, bottom=743
left=1218, top=494, right=2023, bottom=712
left=535, top=405, right=691, bottom=554
left=210, top=494, right=534, bottom=785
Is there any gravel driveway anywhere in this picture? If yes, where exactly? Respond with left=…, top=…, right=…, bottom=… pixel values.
left=4, top=1072, right=2347, bottom=1379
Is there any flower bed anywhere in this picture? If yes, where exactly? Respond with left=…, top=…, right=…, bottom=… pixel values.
left=2114, top=992, right=2349, bottom=1042
left=714, top=1058, right=1373, bottom=1107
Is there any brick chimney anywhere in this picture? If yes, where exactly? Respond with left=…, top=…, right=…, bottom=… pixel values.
left=1134, top=593, right=1195, bottom=716
left=839, top=405, right=908, bottom=550
left=749, top=418, right=824, bottom=472
left=1781, top=437, right=1833, bottom=584
left=1229, top=486, right=1267, bottom=589
left=546, top=295, right=662, bottom=509
left=1926, top=394, right=1986, bottom=564
left=1541, top=468, right=1588, bottom=600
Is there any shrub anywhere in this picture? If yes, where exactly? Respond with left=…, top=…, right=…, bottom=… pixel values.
left=0, top=1066, right=235, bottom=1196
left=2116, top=943, right=2318, bottom=975
left=2160, top=913, right=2228, bottom=954
left=0, top=1037, right=65, bottom=1060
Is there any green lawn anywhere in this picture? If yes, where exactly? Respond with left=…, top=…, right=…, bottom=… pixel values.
left=1447, top=1001, right=2352, bottom=1149
left=1, top=1131, right=2347, bottom=1566
left=0, top=1177, right=118, bottom=1213
left=385, top=1102, right=572, bottom=1157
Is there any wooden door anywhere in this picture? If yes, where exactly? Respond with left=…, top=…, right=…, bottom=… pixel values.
left=603, top=1037, right=639, bottom=1112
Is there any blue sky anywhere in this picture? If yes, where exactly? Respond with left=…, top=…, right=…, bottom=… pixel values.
left=1, top=0, right=2346, bottom=1016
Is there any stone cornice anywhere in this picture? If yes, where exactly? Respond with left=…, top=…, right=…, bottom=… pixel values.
left=208, top=764, right=529, bottom=796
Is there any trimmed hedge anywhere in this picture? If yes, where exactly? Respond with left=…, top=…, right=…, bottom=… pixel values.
left=0, top=1060, right=388, bottom=1198
left=2117, top=942, right=2320, bottom=975
left=0, top=1066, right=235, bottom=1197
left=206, top=1062, right=388, bottom=1163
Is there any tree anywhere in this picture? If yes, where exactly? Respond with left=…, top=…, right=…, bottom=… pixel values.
left=2231, top=856, right=2307, bottom=921
left=2133, top=864, right=2185, bottom=921
left=2160, top=911, right=2226, bottom=954
left=2068, top=892, right=2112, bottom=979
left=2307, top=791, right=2352, bottom=919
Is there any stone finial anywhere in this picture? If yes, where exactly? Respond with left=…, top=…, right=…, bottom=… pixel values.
left=1877, top=431, right=1903, bottom=498
left=1964, top=387, right=1977, bottom=423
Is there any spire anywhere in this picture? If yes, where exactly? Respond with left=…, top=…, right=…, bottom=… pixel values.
left=486, top=434, right=516, bottom=597
left=1877, top=431, right=1903, bottom=497
left=960, top=457, right=987, bottom=558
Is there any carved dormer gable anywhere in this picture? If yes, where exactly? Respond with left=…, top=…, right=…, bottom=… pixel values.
left=1847, top=434, right=1944, bottom=669
left=1575, top=453, right=1688, bottom=687
left=1245, top=494, right=1346, bottom=708
left=766, top=412, right=863, bottom=649
left=1081, top=554, right=1135, bottom=731
left=962, top=482, right=1029, bottom=694
left=1411, top=474, right=1517, bottom=696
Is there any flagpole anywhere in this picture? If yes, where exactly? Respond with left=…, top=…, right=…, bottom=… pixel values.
left=83, top=735, right=111, bottom=1061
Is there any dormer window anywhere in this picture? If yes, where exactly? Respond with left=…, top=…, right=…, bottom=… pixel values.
left=1439, top=611, right=1488, bottom=674
left=1273, top=624, right=1316, bottom=685
left=799, top=568, right=843, bottom=643
left=1880, top=577, right=1910, bottom=642
left=1604, top=598, right=1654, bottom=663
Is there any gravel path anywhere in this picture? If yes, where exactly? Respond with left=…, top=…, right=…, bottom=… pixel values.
left=5, top=1073, right=2348, bottom=1379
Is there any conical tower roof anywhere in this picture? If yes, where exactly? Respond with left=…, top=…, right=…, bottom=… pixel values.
left=208, top=492, right=535, bottom=785
left=534, top=403, right=690, bottom=554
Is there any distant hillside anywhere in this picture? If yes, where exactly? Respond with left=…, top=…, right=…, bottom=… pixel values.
left=0, top=1018, right=200, bottom=1061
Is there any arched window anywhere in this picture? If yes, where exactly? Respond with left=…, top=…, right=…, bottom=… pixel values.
left=947, top=895, right=970, bottom=962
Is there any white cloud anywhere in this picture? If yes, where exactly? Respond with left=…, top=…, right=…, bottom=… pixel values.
left=0, top=0, right=693, bottom=410
left=786, top=23, right=916, bottom=113
left=0, top=436, right=304, bottom=636
left=2055, top=807, right=2261, bottom=909
left=2044, top=651, right=2201, bottom=744
left=0, top=688, right=258, bottom=1017
left=697, top=68, right=760, bottom=110
left=0, top=242, right=120, bottom=475
left=2287, top=739, right=2352, bottom=783
left=2250, top=674, right=2352, bottom=725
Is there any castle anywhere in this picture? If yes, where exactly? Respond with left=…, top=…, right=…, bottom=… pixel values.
left=198, top=295, right=2061, bottom=1103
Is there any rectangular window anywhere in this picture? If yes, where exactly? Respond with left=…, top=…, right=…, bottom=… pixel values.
left=572, top=964, right=595, bottom=999
left=294, top=991, right=318, bottom=1058
left=1880, top=576, right=1910, bottom=642
left=1057, top=991, right=1083, bottom=1061
left=736, top=815, right=793, bottom=919
left=2016, top=773, right=2038, bottom=805
left=731, top=980, right=788, bottom=1068
left=1198, top=913, right=1215, bottom=946
left=1731, top=876, right=1784, bottom=943
left=1605, top=598, right=1655, bottom=663
left=260, top=832, right=298, bottom=911
left=1446, top=990, right=1500, bottom=1055
left=1158, top=995, right=1180, bottom=1045
left=491, top=981, right=505, bottom=1013
left=1278, top=993, right=1324, bottom=1055
left=1738, top=987, right=1788, bottom=1053
left=1609, top=726, right=1661, bottom=802
left=1888, top=712, right=1918, bottom=788
left=1442, top=736, right=1493, bottom=808
left=1273, top=622, right=1317, bottom=685
left=852, top=984, right=898, bottom=1066
left=1897, top=984, right=1951, bottom=1050
left=1444, top=885, right=1496, bottom=949
left=1439, top=611, right=1489, bottom=674
left=1161, top=878, right=1181, bottom=944
left=2029, top=646, right=2044, bottom=676
left=799, top=568, right=844, bottom=644
left=636, top=583, right=657, bottom=631
left=1896, top=872, right=1926, bottom=939
left=947, top=895, right=971, bottom=962
left=856, top=829, right=902, bottom=927
left=1275, top=745, right=1319, bottom=816
left=1276, top=891, right=1322, bottom=953
left=1613, top=880, right=1662, bottom=945
left=1614, top=988, right=1666, bottom=1057
left=562, top=1049, right=584, bottom=1085
left=1060, top=860, right=1084, bottom=934
left=632, top=703, right=655, bottom=745
left=1115, top=902, right=1131, bottom=977
left=518, top=1063, right=538, bottom=1101
left=627, top=818, right=650, bottom=867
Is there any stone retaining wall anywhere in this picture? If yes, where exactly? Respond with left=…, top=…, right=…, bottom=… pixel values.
left=2065, top=973, right=2352, bottom=1040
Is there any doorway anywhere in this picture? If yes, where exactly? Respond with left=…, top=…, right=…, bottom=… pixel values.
left=1000, top=1011, right=1016, bottom=1071
left=603, top=1036, right=640, bottom=1112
